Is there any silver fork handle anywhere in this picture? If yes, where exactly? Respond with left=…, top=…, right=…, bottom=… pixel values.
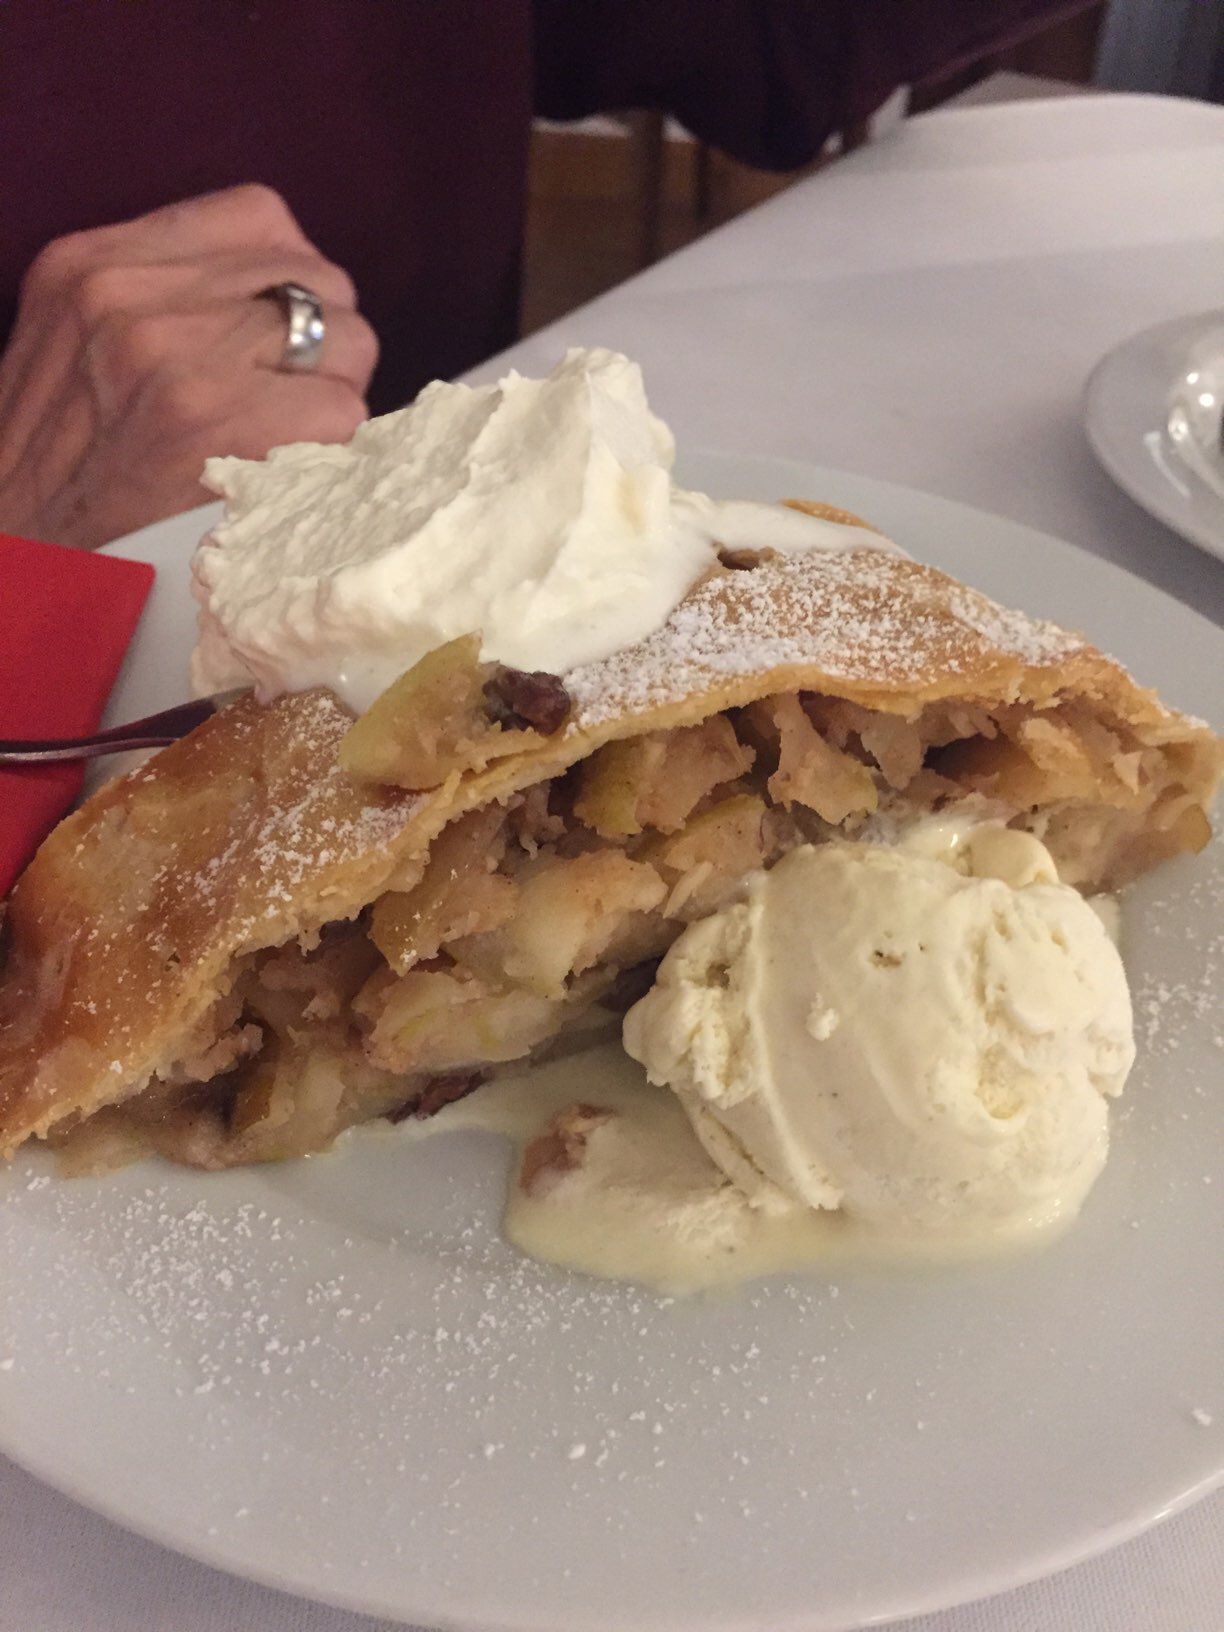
left=0, top=689, right=250, bottom=764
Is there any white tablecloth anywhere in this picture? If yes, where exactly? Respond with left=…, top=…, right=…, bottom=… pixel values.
left=483, top=93, right=1224, bottom=622
left=3, top=91, right=1222, bottom=1632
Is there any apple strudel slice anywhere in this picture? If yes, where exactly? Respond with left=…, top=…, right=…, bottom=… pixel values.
left=1, top=507, right=1219, bottom=1171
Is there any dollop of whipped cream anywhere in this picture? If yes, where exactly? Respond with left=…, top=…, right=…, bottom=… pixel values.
left=191, top=347, right=902, bottom=710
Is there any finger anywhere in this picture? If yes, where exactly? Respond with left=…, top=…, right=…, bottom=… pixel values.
left=63, top=246, right=360, bottom=336
left=13, top=365, right=368, bottom=551
left=49, top=185, right=313, bottom=277
left=146, top=367, right=369, bottom=468
left=139, top=185, right=310, bottom=252
left=87, top=299, right=377, bottom=420
left=183, top=246, right=360, bottom=313
left=204, top=372, right=369, bottom=459
left=13, top=187, right=311, bottom=328
left=22, top=219, right=356, bottom=325
left=55, top=371, right=368, bottom=545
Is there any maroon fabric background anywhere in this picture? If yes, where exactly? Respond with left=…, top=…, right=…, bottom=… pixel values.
left=0, top=1, right=1093, bottom=414
left=0, top=536, right=154, bottom=896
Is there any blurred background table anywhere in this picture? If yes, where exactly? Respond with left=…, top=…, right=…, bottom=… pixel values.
left=505, top=87, right=1224, bottom=621
left=2, top=83, right=1221, bottom=1632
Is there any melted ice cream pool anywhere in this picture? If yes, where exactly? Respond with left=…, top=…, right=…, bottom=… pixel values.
left=190, top=347, right=903, bottom=709
left=396, top=1041, right=1101, bottom=1299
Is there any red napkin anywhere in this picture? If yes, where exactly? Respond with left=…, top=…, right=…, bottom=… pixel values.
left=1, top=534, right=155, bottom=898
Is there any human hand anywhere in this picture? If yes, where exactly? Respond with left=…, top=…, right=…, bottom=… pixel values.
left=0, top=185, right=378, bottom=550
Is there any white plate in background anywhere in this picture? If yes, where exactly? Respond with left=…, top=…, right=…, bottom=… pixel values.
left=1084, top=311, right=1224, bottom=563
left=1, top=452, right=1221, bottom=1632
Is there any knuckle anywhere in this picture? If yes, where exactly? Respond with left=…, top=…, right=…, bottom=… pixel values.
left=319, top=261, right=357, bottom=309
left=226, top=182, right=299, bottom=235
left=22, top=231, right=92, bottom=297
left=75, top=263, right=135, bottom=324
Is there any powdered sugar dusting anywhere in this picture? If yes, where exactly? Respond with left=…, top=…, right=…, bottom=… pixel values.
left=941, top=581, right=1082, bottom=667
left=1130, top=859, right=1223, bottom=1060
left=0, top=1143, right=861, bottom=1589
left=564, top=552, right=1083, bottom=728
left=99, top=692, right=417, bottom=968
left=194, top=691, right=418, bottom=910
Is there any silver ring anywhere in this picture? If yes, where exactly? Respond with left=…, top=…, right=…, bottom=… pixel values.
left=258, top=281, right=325, bottom=372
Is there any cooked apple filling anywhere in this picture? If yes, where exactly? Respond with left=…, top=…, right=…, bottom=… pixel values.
left=48, top=645, right=1213, bottom=1175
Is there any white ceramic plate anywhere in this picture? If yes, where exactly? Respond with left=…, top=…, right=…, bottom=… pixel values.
left=1084, top=311, right=1224, bottom=563
left=2, top=454, right=1221, bottom=1632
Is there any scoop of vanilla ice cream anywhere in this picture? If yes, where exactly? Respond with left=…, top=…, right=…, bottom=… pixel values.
left=623, top=837, right=1135, bottom=1240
